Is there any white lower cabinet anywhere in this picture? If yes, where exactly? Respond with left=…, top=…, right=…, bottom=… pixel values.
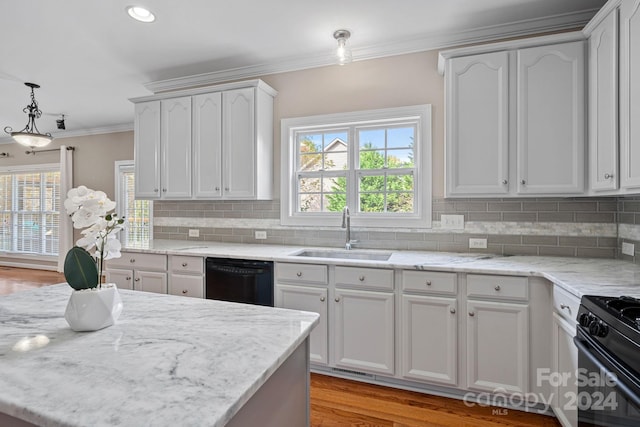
left=466, top=299, right=529, bottom=394
left=333, top=287, right=395, bottom=375
left=276, top=284, right=328, bottom=365
left=105, top=251, right=168, bottom=294
left=168, top=255, right=204, bottom=298
left=400, top=294, right=457, bottom=386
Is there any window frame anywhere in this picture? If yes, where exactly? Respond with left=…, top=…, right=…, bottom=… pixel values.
left=114, top=160, right=153, bottom=246
left=0, top=163, right=60, bottom=257
left=281, top=105, right=432, bottom=228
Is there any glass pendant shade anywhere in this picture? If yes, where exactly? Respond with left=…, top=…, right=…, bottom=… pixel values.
left=333, top=30, right=353, bottom=65
left=11, top=131, right=53, bottom=148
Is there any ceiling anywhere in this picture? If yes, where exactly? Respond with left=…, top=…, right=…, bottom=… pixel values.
left=0, top=0, right=606, bottom=142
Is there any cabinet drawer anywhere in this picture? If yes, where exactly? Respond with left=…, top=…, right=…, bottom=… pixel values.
left=108, top=252, right=167, bottom=271
left=467, top=274, right=528, bottom=301
left=276, top=263, right=328, bottom=285
left=169, top=274, right=204, bottom=298
left=402, top=270, right=457, bottom=295
left=335, top=266, right=394, bottom=290
left=170, top=255, right=203, bottom=275
left=553, top=285, right=580, bottom=324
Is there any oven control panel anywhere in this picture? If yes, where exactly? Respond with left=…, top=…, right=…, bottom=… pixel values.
left=579, top=312, right=609, bottom=337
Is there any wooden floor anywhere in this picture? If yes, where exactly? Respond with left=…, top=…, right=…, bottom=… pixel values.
left=1, top=267, right=560, bottom=427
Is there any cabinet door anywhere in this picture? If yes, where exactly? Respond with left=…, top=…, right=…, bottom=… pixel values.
left=589, top=8, right=619, bottom=192
left=517, top=41, right=585, bottom=194
left=105, top=268, right=134, bottom=290
left=446, top=51, right=510, bottom=196
left=333, top=288, right=394, bottom=375
left=400, top=295, right=457, bottom=386
left=169, top=274, right=204, bottom=298
left=223, top=88, right=255, bottom=198
left=161, top=97, right=192, bottom=198
left=134, top=101, right=161, bottom=199
left=135, top=270, right=167, bottom=294
left=193, top=92, right=223, bottom=198
left=552, top=313, right=578, bottom=427
left=466, top=300, right=529, bottom=394
left=620, top=0, right=640, bottom=189
left=276, top=284, right=328, bottom=365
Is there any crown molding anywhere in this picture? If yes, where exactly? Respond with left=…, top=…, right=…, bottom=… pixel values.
left=0, top=123, right=133, bottom=145
left=145, top=8, right=599, bottom=93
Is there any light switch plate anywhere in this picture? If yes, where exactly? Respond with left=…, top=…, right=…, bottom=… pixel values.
left=622, top=242, right=635, bottom=256
left=188, top=229, right=199, bottom=238
left=441, top=214, right=464, bottom=230
left=469, top=238, right=488, bottom=249
left=255, top=231, right=267, bottom=240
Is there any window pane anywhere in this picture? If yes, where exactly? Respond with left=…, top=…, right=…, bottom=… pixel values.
left=387, top=193, right=414, bottom=213
left=298, top=175, right=346, bottom=213
left=299, top=193, right=321, bottom=212
left=359, top=150, right=386, bottom=170
left=359, top=192, right=385, bottom=213
left=324, top=193, right=346, bottom=212
left=297, top=131, right=348, bottom=172
left=359, top=128, right=385, bottom=150
left=0, top=213, right=11, bottom=251
left=0, top=175, right=11, bottom=211
left=387, top=127, right=415, bottom=149
left=387, top=149, right=414, bottom=168
left=120, top=169, right=152, bottom=245
left=298, top=177, right=321, bottom=193
left=16, top=213, right=41, bottom=253
left=387, top=174, right=414, bottom=191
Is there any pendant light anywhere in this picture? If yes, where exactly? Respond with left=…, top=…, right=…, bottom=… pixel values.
left=4, top=83, right=53, bottom=148
left=333, top=29, right=353, bottom=65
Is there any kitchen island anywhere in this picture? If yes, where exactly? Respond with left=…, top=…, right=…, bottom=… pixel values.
left=0, top=284, right=319, bottom=427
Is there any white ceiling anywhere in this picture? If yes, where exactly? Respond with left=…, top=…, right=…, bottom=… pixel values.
left=0, top=0, right=606, bottom=141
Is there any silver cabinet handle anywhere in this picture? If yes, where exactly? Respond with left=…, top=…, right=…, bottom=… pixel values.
left=426, top=280, right=432, bottom=286
left=502, top=179, right=508, bottom=185
left=450, top=307, right=456, bottom=314
left=520, top=180, right=526, bottom=185
left=358, top=275, right=365, bottom=282
left=125, top=276, right=131, bottom=281
left=130, top=258, right=135, bottom=263
left=335, top=297, right=340, bottom=302
left=296, top=271, right=302, bottom=277
left=215, top=186, right=220, bottom=191
left=604, top=173, right=613, bottom=179
left=182, top=262, right=188, bottom=267
left=182, top=290, right=188, bottom=294
left=560, top=304, right=570, bottom=311
left=134, top=278, right=140, bottom=282
left=153, top=188, right=159, bottom=193
left=320, top=297, right=326, bottom=302
left=162, top=188, right=167, bottom=193
left=495, top=285, right=501, bottom=291
left=225, top=187, right=229, bottom=191
left=469, top=311, right=475, bottom=317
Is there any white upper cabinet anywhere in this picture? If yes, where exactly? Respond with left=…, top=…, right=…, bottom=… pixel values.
left=161, top=96, right=192, bottom=198
left=446, top=52, right=510, bottom=196
left=134, top=101, right=161, bottom=198
left=588, top=7, right=619, bottom=192
left=620, top=0, right=640, bottom=189
left=131, top=79, right=276, bottom=200
left=516, top=41, right=585, bottom=194
left=440, top=33, right=586, bottom=198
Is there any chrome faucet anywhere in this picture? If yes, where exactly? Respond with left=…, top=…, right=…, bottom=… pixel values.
left=341, top=207, right=357, bottom=250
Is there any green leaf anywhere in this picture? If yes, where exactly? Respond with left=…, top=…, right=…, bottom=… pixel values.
left=64, top=246, right=99, bottom=290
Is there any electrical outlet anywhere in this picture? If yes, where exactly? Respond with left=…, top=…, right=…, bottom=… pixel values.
left=469, top=238, right=487, bottom=249
left=188, top=229, right=199, bottom=238
left=255, top=230, right=267, bottom=240
left=622, top=242, right=635, bottom=256
left=441, top=214, right=464, bottom=230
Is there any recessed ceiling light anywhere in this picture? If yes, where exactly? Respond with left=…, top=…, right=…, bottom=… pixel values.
left=126, top=6, right=155, bottom=23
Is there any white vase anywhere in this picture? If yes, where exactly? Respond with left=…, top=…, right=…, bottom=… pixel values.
left=64, top=284, right=123, bottom=332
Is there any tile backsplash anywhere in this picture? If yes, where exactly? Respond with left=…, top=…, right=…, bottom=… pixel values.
left=152, top=196, right=640, bottom=263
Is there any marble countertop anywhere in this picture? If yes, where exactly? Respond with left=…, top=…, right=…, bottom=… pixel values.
left=0, top=285, right=319, bottom=427
left=123, top=240, right=640, bottom=298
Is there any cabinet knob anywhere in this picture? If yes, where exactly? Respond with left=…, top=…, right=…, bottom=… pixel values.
left=130, top=258, right=135, bottom=263
left=182, top=262, right=188, bottom=267
left=425, top=280, right=432, bottom=286
left=359, top=275, right=365, bottom=282
left=182, top=289, right=188, bottom=294
left=134, top=278, right=140, bottom=282
left=450, top=307, right=456, bottom=314
left=225, top=187, right=229, bottom=191
left=154, top=188, right=159, bottom=193
left=604, top=173, right=613, bottom=179
left=320, top=297, right=326, bottom=302
left=520, top=179, right=526, bottom=185
left=125, top=276, right=131, bottom=281
left=502, top=179, right=508, bottom=185
left=296, top=271, right=302, bottom=277
left=494, top=285, right=501, bottom=291
left=560, top=304, right=570, bottom=311
left=469, top=311, right=475, bottom=317
left=215, top=186, right=220, bottom=191
left=335, top=297, right=340, bottom=302
left=162, top=188, right=167, bottom=193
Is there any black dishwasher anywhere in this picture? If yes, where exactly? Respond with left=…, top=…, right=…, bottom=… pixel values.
left=205, top=257, right=274, bottom=306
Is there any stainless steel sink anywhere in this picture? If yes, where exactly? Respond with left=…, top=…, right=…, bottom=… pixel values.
left=293, top=249, right=392, bottom=261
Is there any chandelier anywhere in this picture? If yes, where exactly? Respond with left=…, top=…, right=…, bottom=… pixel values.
left=4, top=82, right=53, bottom=148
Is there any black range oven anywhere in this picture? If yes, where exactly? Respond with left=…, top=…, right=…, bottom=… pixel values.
left=574, top=295, right=640, bottom=426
